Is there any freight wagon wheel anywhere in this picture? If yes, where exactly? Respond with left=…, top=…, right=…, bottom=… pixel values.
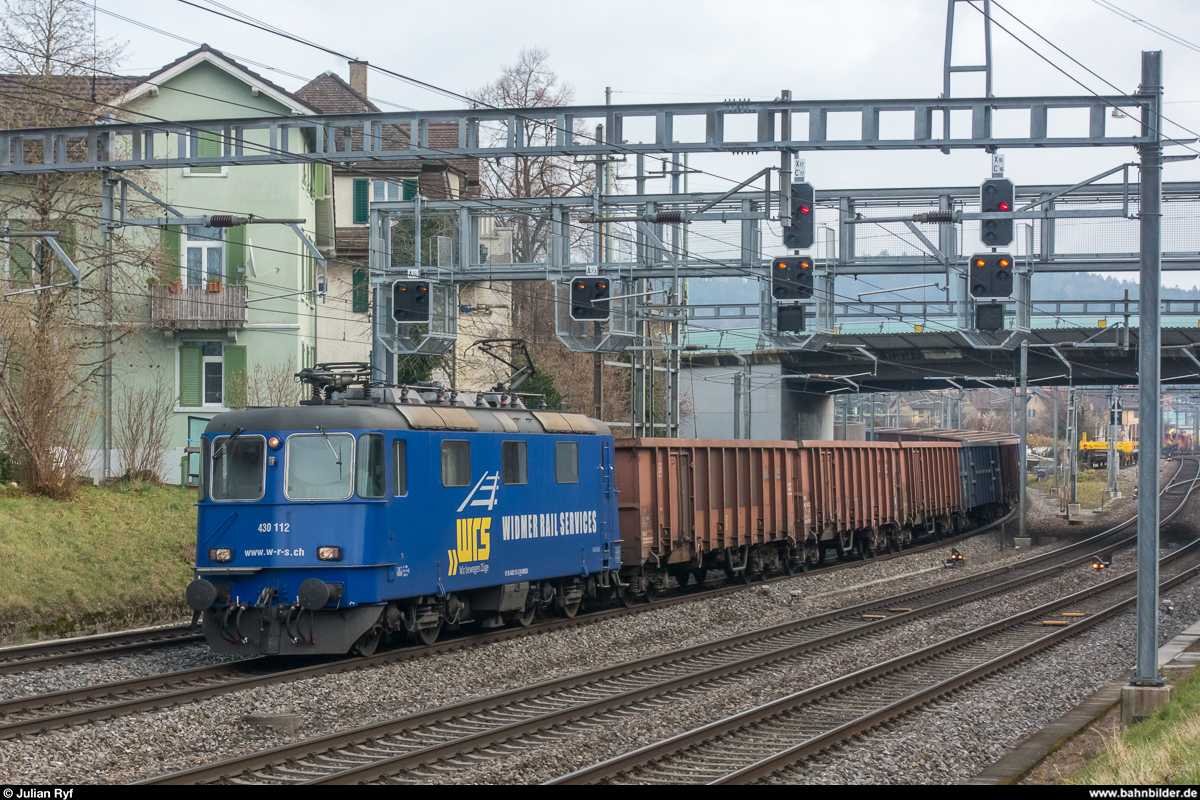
left=351, top=629, right=382, bottom=657
left=617, top=585, right=635, bottom=607
left=517, top=603, right=536, bottom=628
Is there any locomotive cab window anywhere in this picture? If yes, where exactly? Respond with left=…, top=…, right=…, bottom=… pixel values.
left=210, top=434, right=266, bottom=502
left=393, top=439, right=407, bottom=496
left=502, top=440, right=527, bottom=485
left=286, top=433, right=354, bottom=500
left=356, top=433, right=385, bottom=499
left=556, top=441, right=579, bottom=484
left=441, top=440, right=471, bottom=487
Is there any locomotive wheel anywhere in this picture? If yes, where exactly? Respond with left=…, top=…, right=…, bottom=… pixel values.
left=415, top=619, right=442, bottom=646
left=351, top=628, right=382, bottom=657
left=562, top=597, right=581, bottom=618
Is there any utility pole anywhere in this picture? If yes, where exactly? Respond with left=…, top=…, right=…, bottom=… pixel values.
left=1108, top=386, right=1121, bottom=500
left=101, top=170, right=116, bottom=481
left=1052, top=387, right=1060, bottom=490
left=1019, top=339, right=1029, bottom=541
left=1129, top=51, right=1166, bottom=705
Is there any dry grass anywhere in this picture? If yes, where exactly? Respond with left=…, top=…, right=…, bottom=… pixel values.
left=1070, top=668, right=1200, bottom=784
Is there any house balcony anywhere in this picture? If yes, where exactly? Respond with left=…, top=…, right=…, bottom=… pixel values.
left=150, top=284, right=248, bottom=330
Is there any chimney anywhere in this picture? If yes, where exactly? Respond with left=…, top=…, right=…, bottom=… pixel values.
left=349, top=60, right=368, bottom=98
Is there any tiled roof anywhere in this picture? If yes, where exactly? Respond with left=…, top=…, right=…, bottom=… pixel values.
left=296, top=71, right=378, bottom=114
left=0, top=74, right=143, bottom=128
left=295, top=69, right=479, bottom=195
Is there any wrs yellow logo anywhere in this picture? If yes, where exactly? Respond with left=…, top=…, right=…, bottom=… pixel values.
left=448, top=517, right=491, bottom=576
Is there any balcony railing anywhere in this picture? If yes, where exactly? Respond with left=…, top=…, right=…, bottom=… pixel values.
left=150, top=283, right=248, bottom=330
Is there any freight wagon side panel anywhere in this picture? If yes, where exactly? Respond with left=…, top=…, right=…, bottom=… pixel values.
left=900, top=442, right=963, bottom=521
left=960, top=443, right=1003, bottom=509
left=614, top=439, right=799, bottom=568
left=998, top=442, right=1021, bottom=507
left=799, top=441, right=902, bottom=537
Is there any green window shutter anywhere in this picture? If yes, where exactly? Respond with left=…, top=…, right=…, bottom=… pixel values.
left=353, top=178, right=369, bottom=224
left=352, top=267, right=369, bottom=313
left=179, top=345, right=202, bottom=408
left=226, top=225, right=246, bottom=285
left=313, top=163, right=328, bottom=200
left=7, top=220, right=31, bottom=286
left=161, top=225, right=181, bottom=279
left=192, top=132, right=221, bottom=174
left=224, top=345, right=246, bottom=410
left=402, top=179, right=418, bottom=201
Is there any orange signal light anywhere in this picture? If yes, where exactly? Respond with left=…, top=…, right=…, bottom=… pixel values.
left=974, top=259, right=986, bottom=268
left=999, top=259, right=1011, bottom=267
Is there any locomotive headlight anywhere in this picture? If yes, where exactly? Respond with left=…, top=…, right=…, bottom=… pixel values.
left=208, top=547, right=233, bottom=563
left=318, top=546, right=343, bottom=561
left=268, top=436, right=281, bottom=450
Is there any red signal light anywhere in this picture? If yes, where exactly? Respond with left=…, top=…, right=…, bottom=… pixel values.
left=999, top=202, right=1010, bottom=211
left=800, top=205, right=811, bottom=214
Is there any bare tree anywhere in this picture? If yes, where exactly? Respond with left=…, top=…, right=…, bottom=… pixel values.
left=113, top=370, right=174, bottom=482
left=472, top=48, right=594, bottom=266
left=245, top=359, right=303, bottom=408
left=468, top=51, right=620, bottom=418
left=0, top=0, right=158, bottom=496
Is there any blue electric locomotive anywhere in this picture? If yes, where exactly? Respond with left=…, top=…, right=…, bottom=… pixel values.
left=185, top=368, right=619, bottom=656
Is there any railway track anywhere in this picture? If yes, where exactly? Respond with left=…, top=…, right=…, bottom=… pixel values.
left=553, top=542, right=1200, bottom=785
left=132, top=460, right=1199, bottom=785
left=0, top=493, right=1008, bottom=680
left=0, top=623, right=200, bottom=676
left=0, top=506, right=1024, bottom=739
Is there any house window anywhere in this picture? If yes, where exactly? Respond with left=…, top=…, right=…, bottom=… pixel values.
left=372, top=180, right=417, bottom=204
left=178, top=342, right=246, bottom=409
left=184, top=226, right=223, bottom=289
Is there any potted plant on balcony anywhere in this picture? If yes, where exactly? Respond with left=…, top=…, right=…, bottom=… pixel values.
left=145, top=276, right=159, bottom=291
left=207, top=276, right=223, bottom=293
left=167, top=276, right=181, bottom=293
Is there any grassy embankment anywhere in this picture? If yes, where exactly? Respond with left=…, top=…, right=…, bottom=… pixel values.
left=0, top=482, right=197, bottom=642
left=1027, top=467, right=1123, bottom=510
left=1070, top=665, right=1200, bottom=784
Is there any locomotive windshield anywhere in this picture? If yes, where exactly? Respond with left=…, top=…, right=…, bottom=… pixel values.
left=210, top=435, right=266, bottom=501
left=286, top=433, right=354, bottom=500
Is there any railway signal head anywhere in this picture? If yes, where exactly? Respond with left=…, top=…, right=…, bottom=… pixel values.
left=570, top=276, right=611, bottom=321
left=392, top=280, right=431, bottom=323
left=980, top=178, right=1015, bottom=247
left=772, top=256, right=814, bottom=300
left=1092, top=554, right=1111, bottom=570
left=782, top=182, right=815, bottom=249
left=969, top=252, right=1015, bottom=298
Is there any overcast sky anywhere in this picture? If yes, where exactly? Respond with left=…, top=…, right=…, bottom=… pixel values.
left=96, top=0, right=1200, bottom=285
